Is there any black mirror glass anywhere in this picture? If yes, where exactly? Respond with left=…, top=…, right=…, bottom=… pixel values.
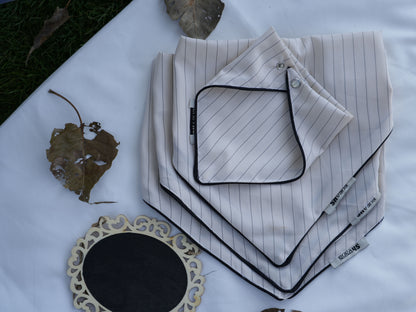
left=82, top=232, right=188, bottom=312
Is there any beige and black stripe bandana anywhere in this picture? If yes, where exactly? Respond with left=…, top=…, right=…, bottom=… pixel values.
left=140, top=27, right=392, bottom=299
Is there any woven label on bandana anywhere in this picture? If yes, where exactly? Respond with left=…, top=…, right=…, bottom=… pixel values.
left=189, top=98, right=196, bottom=144
left=331, top=237, right=369, bottom=268
left=350, top=193, right=381, bottom=226
left=324, top=177, right=356, bottom=214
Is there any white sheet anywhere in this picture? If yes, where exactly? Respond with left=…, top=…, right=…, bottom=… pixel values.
left=0, top=0, right=415, bottom=311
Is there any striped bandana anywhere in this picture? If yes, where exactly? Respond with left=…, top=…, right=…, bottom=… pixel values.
left=140, top=28, right=392, bottom=299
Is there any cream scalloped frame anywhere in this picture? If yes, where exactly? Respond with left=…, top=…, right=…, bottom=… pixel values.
left=67, top=215, right=205, bottom=312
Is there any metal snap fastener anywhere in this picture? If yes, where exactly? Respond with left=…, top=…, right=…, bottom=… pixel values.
left=290, top=78, right=301, bottom=88
left=276, top=62, right=285, bottom=69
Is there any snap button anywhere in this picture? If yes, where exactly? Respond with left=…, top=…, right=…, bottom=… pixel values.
left=276, top=62, right=285, bottom=70
left=290, top=78, right=301, bottom=88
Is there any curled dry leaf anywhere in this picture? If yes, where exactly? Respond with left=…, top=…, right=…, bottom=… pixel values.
left=46, top=90, right=119, bottom=204
left=165, top=0, right=225, bottom=39
left=25, top=0, right=71, bottom=65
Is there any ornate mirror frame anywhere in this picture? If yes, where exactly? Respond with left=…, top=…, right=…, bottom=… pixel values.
left=67, top=215, right=205, bottom=312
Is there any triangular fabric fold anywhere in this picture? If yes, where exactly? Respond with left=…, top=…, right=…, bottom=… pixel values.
left=194, top=66, right=353, bottom=184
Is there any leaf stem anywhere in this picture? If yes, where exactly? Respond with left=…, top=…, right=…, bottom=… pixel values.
left=48, top=89, right=83, bottom=128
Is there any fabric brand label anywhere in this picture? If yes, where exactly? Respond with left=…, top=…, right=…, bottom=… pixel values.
left=350, top=192, right=381, bottom=226
left=324, top=177, right=356, bottom=214
left=330, top=237, right=369, bottom=268
left=190, top=107, right=196, bottom=135
left=189, top=103, right=196, bottom=144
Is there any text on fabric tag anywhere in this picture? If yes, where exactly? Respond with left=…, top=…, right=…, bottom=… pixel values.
left=190, top=107, right=196, bottom=135
left=330, top=237, right=369, bottom=268
left=350, top=193, right=381, bottom=226
left=189, top=105, right=196, bottom=144
left=324, top=177, right=357, bottom=214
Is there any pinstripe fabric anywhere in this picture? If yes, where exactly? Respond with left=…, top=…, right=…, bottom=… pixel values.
left=195, top=59, right=353, bottom=185
left=139, top=28, right=392, bottom=299
left=171, top=28, right=391, bottom=265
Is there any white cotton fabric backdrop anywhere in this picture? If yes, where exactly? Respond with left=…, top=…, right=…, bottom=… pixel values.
left=0, top=0, right=415, bottom=311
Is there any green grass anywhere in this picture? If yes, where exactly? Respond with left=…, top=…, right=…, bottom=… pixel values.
left=0, top=0, right=131, bottom=125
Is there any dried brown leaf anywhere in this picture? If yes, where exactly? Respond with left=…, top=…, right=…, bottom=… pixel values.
left=25, top=1, right=71, bottom=65
left=46, top=90, right=119, bottom=203
left=165, top=0, right=225, bottom=39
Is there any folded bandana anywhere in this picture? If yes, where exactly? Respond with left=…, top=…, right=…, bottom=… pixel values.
left=140, top=28, right=392, bottom=299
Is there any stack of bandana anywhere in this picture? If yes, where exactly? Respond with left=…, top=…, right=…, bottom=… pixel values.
left=140, top=28, right=392, bottom=299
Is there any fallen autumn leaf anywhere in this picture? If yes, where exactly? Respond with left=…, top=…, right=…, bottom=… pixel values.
left=25, top=0, right=71, bottom=65
left=46, top=89, right=119, bottom=204
left=165, top=0, right=225, bottom=39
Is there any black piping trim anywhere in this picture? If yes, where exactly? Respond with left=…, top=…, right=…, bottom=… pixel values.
left=142, top=198, right=386, bottom=301
left=265, top=129, right=391, bottom=267
left=143, top=198, right=282, bottom=301
left=171, top=128, right=392, bottom=269
left=192, top=69, right=307, bottom=185
left=159, top=183, right=307, bottom=293
left=287, top=217, right=385, bottom=299
left=161, top=160, right=383, bottom=294
left=353, top=130, right=392, bottom=178
left=174, top=164, right=292, bottom=267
